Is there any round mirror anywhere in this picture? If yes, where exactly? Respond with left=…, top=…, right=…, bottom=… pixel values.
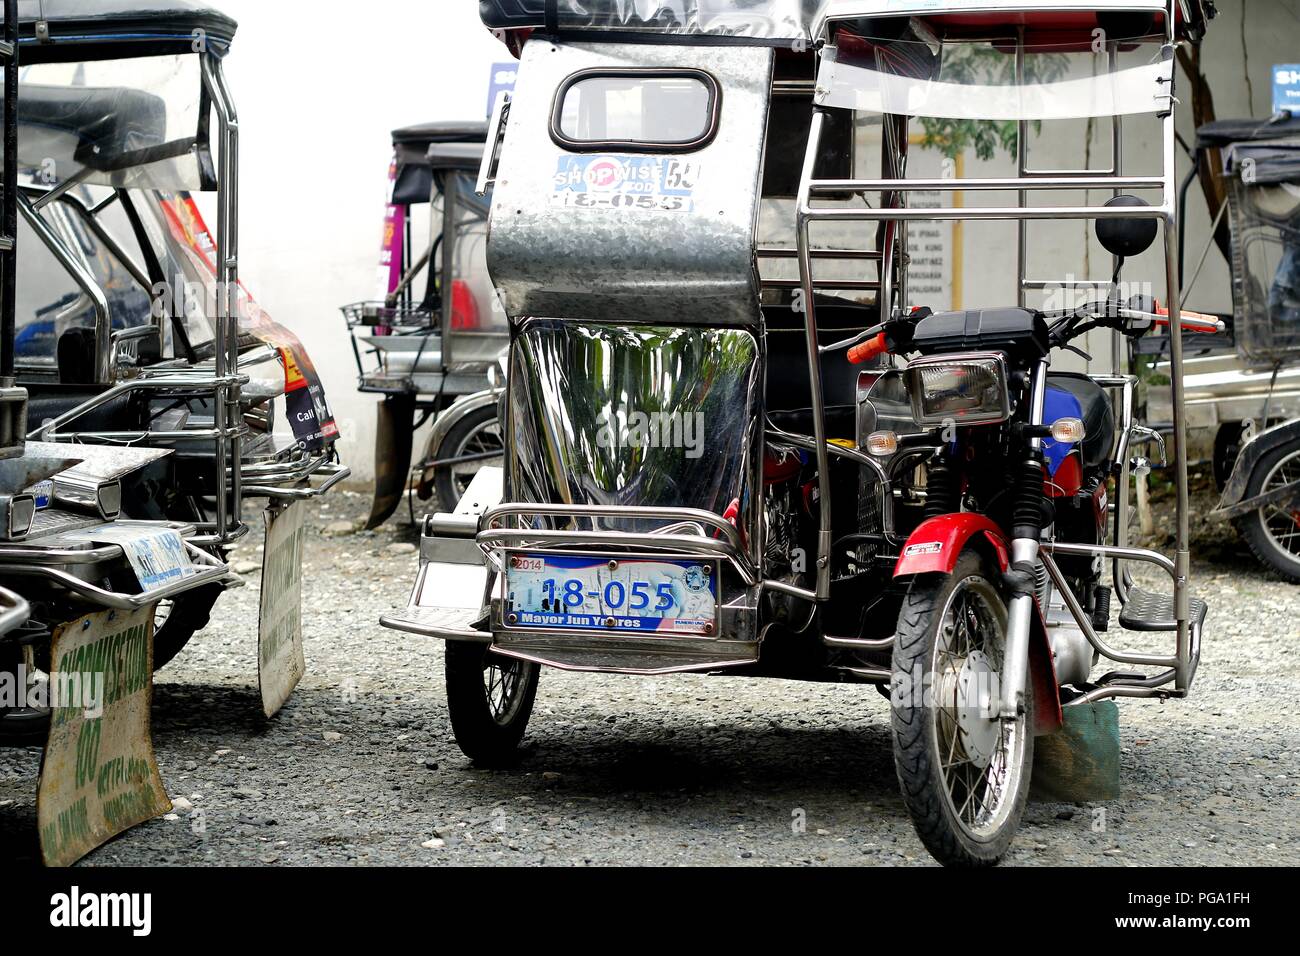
left=1094, top=195, right=1158, bottom=258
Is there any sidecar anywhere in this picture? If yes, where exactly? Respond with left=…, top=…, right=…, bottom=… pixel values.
left=344, top=122, right=508, bottom=528
left=8, top=0, right=346, bottom=671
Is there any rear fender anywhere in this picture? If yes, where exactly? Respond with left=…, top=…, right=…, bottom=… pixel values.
left=365, top=394, right=415, bottom=530
left=894, top=514, right=1062, bottom=735
left=1218, top=418, right=1300, bottom=510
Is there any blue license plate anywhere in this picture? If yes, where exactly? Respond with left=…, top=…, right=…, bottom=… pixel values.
left=504, top=553, right=718, bottom=636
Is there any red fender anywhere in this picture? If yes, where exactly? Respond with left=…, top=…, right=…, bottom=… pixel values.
left=893, top=514, right=1010, bottom=577
left=894, top=513, right=1063, bottom=735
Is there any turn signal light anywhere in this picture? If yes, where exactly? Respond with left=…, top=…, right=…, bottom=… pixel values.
left=1050, top=417, right=1086, bottom=444
left=866, top=430, right=899, bottom=457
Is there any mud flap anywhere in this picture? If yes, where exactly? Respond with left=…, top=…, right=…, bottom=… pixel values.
left=365, top=394, right=415, bottom=530
left=1030, top=700, right=1121, bottom=803
left=37, top=606, right=170, bottom=867
left=258, top=501, right=307, bottom=717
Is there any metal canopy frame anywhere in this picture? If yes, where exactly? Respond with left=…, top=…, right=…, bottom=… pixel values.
left=16, top=50, right=244, bottom=545
left=0, top=0, right=25, bottom=460
left=793, top=0, right=1196, bottom=701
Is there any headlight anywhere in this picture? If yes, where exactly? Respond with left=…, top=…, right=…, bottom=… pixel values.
left=906, top=353, right=1011, bottom=426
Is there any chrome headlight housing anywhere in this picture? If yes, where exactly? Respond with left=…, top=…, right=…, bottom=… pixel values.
left=906, top=353, right=1011, bottom=426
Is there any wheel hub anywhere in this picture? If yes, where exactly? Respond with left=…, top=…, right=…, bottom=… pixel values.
left=954, top=649, right=999, bottom=770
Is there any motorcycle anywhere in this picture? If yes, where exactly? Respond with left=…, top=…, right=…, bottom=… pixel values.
left=384, top=0, right=1217, bottom=866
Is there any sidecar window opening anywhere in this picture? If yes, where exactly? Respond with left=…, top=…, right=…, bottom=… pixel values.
left=14, top=194, right=154, bottom=376
left=551, top=69, right=721, bottom=152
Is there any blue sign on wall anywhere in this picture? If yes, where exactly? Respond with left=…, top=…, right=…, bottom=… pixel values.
left=487, top=62, right=518, bottom=118
left=1274, top=64, right=1300, bottom=115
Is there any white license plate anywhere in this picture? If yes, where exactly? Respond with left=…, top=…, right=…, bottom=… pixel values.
left=504, top=553, right=718, bottom=636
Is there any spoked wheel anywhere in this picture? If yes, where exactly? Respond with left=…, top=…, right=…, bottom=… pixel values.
left=890, top=551, right=1033, bottom=866
left=445, top=640, right=540, bottom=767
left=151, top=583, right=224, bottom=671
left=1236, top=445, right=1300, bottom=582
left=434, top=406, right=504, bottom=510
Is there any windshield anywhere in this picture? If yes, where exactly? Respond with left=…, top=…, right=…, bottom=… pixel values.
left=817, top=26, right=1173, bottom=121
left=14, top=54, right=210, bottom=192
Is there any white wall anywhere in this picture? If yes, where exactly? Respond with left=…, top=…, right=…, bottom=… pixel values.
left=200, top=0, right=505, bottom=487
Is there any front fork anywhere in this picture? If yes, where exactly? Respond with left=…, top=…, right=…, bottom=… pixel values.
left=1000, top=358, right=1050, bottom=721
left=1000, top=538, right=1039, bottom=720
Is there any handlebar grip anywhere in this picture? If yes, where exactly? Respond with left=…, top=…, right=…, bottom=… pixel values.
left=847, top=332, right=889, bottom=365
left=1152, top=308, right=1225, bottom=333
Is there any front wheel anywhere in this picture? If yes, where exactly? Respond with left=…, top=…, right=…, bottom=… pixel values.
left=890, top=551, right=1033, bottom=866
left=445, top=641, right=540, bottom=767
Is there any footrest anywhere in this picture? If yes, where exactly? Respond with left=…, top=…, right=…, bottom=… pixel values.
left=1118, top=586, right=1208, bottom=633
left=380, top=604, right=490, bottom=641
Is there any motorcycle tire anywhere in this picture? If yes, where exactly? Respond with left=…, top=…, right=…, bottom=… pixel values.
left=152, top=584, right=224, bottom=671
left=445, top=640, right=540, bottom=768
left=433, top=405, right=504, bottom=511
left=890, top=550, right=1034, bottom=867
left=1234, top=443, right=1300, bottom=583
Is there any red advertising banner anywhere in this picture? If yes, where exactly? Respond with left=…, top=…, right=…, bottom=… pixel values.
left=154, top=193, right=340, bottom=450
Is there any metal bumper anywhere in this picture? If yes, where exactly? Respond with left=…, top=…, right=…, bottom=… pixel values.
left=240, top=453, right=350, bottom=502
left=380, top=486, right=771, bottom=675
left=0, top=521, right=231, bottom=611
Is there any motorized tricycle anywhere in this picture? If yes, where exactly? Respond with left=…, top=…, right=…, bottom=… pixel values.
left=385, top=0, right=1216, bottom=866
left=6, top=0, right=346, bottom=683
left=1149, top=114, right=1300, bottom=580
left=345, top=122, right=508, bottom=527
left=1, top=0, right=240, bottom=865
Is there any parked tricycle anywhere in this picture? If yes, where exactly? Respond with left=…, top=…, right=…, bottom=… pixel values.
left=384, top=0, right=1217, bottom=866
left=1, top=0, right=243, bottom=865
left=1182, top=115, right=1300, bottom=580
left=7, top=0, right=345, bottom=683
left=345, top=122, right=507, bottom=528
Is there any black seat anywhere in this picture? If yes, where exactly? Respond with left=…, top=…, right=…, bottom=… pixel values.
left=1046, top=372, right=1115, bottom=471
left=764, top=300, right=879, bottom=440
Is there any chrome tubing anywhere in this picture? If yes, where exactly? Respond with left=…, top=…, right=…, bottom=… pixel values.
left=795, top=110, right=834, bottom=600
left=0, top=586, right=29, bottom=638
left=202, top=53, right=243, bottom=545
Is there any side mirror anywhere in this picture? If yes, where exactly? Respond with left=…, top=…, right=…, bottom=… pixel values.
left=1094, top=195, right=1158, bottom=258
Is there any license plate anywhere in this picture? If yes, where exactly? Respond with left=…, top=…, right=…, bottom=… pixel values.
left=504, top=553, right=718, bottom=636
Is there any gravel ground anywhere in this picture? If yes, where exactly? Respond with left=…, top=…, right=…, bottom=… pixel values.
left=2, top=475, right=1297, bottom=867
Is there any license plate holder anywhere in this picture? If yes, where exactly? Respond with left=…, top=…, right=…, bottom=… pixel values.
left=502, top=552, right=720, bottom=637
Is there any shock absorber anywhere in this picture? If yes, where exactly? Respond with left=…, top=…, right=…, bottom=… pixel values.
left=1011, top=454, right=1047, bottom=541
left=924, top=453, right=959, bottom=519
